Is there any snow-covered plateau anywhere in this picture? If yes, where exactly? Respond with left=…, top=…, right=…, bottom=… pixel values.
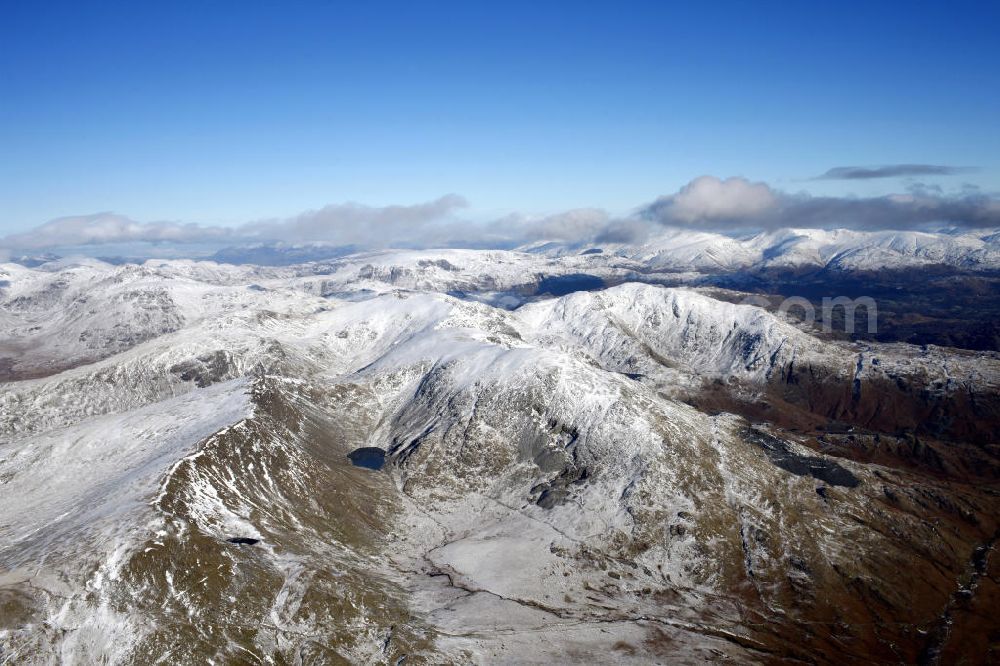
left=2, top=243, right=1000, bottom=664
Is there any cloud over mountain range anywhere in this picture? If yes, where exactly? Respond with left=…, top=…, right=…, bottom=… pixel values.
left=2, top=171, right=998, bottom=258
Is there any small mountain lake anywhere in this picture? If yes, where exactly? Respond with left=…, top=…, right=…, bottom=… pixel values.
left=348, top=447, right=387, bottom=470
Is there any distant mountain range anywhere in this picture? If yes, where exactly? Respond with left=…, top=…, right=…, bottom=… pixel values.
left=11, top=226, right=1000, bottom=273
left=527, top=227, right=1000, bottom=272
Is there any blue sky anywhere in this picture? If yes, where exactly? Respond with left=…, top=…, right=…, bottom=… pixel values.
left=1, top=0, right=998, bottom=239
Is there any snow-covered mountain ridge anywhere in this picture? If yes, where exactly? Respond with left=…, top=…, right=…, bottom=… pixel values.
left=526, top=226, right=1000, bottom=272
left=2, top=254, right=1000, bottom=663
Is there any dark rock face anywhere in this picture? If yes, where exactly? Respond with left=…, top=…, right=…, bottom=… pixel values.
left=695, top=353, right=1000, bottom=482
left=805, top=371, right=1000, bottom=448
left=531, top=466, right=590, bottom=509
left=521, top=419, right=589, bottom=509
left=170, top=350, right=236, bottom=388
left=744, top=427, right=860, bottom=487
left=417, top=259, right=460, bottom=271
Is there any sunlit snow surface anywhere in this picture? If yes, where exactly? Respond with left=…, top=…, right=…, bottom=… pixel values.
left=1, top=243, right=999, bottom=663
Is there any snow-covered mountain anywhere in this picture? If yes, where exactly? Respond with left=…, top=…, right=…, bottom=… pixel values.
left=15, top=225, right=999, bottom=275
left=528, top=226, right=1000, bottom=273
left=2, top=252, right=1000, bottom=663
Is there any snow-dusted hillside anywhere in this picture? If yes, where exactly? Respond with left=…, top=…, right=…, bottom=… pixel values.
left=517, top=283, right=824, bottom=381
left=529, top=226, right=1000, bottom=272
left=2, top=255, right=1000, bottom=664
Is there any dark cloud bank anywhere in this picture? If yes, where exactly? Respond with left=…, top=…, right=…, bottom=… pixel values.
left=3, top=175, right=999, bottom=260
left=816, top=164, right=976, bottom=180
left=639, top=176, right=1000, bottom=235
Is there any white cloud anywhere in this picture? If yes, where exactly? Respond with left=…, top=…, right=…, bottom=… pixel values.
left=243, top=194, right=469, bottom=245
left=0, top=196, right=470, bottom=252
left=665, top=176, right=778, bottom=223
left=1, top=213, right=232, bottom=250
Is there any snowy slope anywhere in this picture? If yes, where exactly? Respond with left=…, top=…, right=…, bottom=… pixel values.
left=0, top=379, right=251, bottom=563
left=517, top=283, right=824, bottom=383
left=2, top=256, right=1000, bottom=663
